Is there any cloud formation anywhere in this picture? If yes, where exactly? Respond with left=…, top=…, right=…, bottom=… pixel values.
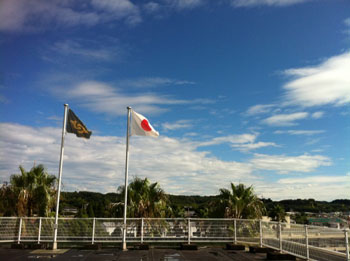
left=344, top=18, right=350, bottom=35
left=0, top=0, right=314, bottom=32
left=1, top=123, right=342, bottom=199
left=283, top=52, right=350, bottom=107
left=265, top=174, right=350, bottom=200
left=162, top=120, right=193, bottom=130
left=50, top=39, right=122, bottom=62
left=0, top=122, right=253, bottom=195
left=0, top=0, right=140, bottom=32
left=118, top=77, right=195, bottom=89
left=50, top=80, right=210, bottom=116
left=245, top=104, right=276, bottom=116
left=168, top=0, right=204, bottom=10
left=196, top=133, right=278, bottom=152
left=274, top=130, right=325, bottom=136
left=251, top=153, right=331, bottom=174
left=278, top=175, right=349, bottom=184
left=262, top=112, right=308, bottom=126
left=232, top=0, right=309, bottom=7
left=257, top=179, right=349, bottom=200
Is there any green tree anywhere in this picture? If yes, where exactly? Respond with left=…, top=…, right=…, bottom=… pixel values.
left=10, top=164, right=56, bottom=217
left=87, top=203, right=95, bottom=217
left=117, top=177, right=172, bottom=218
left=212, top=183, right=265, bottom=219
left=0, top=182, right=17, bottom=216
left=294, top=212, right=308, bottom=224
left=269, top=204, right=286, bottom=222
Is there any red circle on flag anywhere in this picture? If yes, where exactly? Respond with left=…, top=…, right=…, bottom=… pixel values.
left=141, top=119, right=152, bottom=132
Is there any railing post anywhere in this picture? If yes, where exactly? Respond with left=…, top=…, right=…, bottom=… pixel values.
left=345, top=229, right=349, bottom=261
left=38, top=217, right=42, bottom=244
left=188, top=218, right=191, bottom=245
left=259, top=220, right=262, bottom=247
left=278, top=222, right=282, bottom=253
left=141, top=218, right=144, bottom=244
left=17, top=218, right=22, bottom=244
left=234, top=219, right=237, bottom=244
left=304, top=225, right=309, bottom=260
left=92, top=218, right=96, bottom=245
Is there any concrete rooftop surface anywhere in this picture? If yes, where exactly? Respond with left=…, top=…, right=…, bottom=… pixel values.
left=0, top=246, right=287, bottom=261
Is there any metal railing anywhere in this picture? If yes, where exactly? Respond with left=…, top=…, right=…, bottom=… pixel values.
left=0, top=217, right=349, bottom=260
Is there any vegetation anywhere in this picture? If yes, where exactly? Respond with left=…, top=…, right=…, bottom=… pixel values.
left=116, top=177, right=172, bottom=218
left=263, top=198, right=350, bottom=213
left=1, top=164, right=349, bottom=222
left=268, top=204, right=286, bottom=222
left=210, top=183, right=265, bottom=219
left=0, top=165, right=56, bottom=217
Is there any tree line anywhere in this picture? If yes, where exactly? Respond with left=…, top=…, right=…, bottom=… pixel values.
left=1, top=164, right=349, bottom=223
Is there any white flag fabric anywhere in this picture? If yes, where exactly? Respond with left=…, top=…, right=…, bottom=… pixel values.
left=131, top=110, right=159, bottom=137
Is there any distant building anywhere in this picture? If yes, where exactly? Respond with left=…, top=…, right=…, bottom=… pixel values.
left=308, top=217, right=348, bottom=229
left=62, top=207, right=78, bottom=216
left=184, top=206, right=197, bottom=218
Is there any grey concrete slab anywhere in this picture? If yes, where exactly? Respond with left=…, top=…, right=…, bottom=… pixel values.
left=0, top=247, right=271, bottom=260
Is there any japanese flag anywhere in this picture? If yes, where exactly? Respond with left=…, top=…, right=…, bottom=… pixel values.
left=131, top=110, right=159, bottom=137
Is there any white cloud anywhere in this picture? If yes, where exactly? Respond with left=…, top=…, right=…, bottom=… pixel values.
left=345, top=18, right=350, bottom=27
left=311, top=111, right=324, bottom=119
left=162, top=120, right=192, bottom=130
left=184, top=132, right=198, bottom=137
left=258, top=174, right=350, bottom=200
left=90, top=0, right=141, bottom=25
left=344, top=18, right=350, bottom=35
left=197, top=133, right=278, bottom=152
left=274, top=130, right=325, bottom=135
left=144, top=2, right=161, bottom=13
left=1, top=123, right=344, bottom=199
left=278, top=175, right=349, bottom=184
left=119, top=77, right=195, bottom=88
left=256, top=181, right=349, bottom=200
left=0, top=123, right=254, bottom=195
left=0, top=0, right=140, bottom=32
left=283, top=52, right=350, bottom=107
left=0, top=0, right=100, bottom=32
left=232, top=0, right=310, bottom=7
left=262, top=112, right=308, bottom=126
left=231, top=141, right=278, bottom=151
left=198, top=133, right=257, bottom=147
left=245, top=104, right=276, bottom=116
left=51, top=80, right=209, bottom=116
left=166, top=0, right=204, bottom=10
left=51, top=39, right=121, bottom=61
left=251, top=153, right=331, bottom=174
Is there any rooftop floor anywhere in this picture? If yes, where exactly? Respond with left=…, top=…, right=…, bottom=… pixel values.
left=0, top=246, right=277, bottom=261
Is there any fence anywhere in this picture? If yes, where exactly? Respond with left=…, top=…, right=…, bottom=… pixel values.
left=0, top=217, right=349, bottom=261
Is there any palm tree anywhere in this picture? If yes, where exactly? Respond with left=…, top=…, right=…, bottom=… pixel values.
left=117, top=177, right=172, bottom=218
left=10, top=164, right=56, bottom=217
left=0, top=182, right=17, bottom=216
left=269, top=204, right=286, bottom=222
left=213, top=183, right=265, bottom=219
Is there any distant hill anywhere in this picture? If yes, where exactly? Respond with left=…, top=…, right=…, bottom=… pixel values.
left=262, top=198, right=350, bottom=213
left=58, top=191, right=350, bottom=218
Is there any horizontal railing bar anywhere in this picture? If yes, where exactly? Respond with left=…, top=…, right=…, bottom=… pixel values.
left=1, top=216, right=347, bottom=261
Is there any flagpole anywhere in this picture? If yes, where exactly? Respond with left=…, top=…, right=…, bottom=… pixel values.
left=53, top=104, right=68, bottom=250
left=122, top=106, right=131, bottom=251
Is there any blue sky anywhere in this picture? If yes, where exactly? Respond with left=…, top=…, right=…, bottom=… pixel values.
left=0, top=0, right=349, bottom=200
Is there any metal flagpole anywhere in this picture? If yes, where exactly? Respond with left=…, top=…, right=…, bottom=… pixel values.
left=52, top=104, right=68, bottom=250
left=122, top=107, right=131, bottom=251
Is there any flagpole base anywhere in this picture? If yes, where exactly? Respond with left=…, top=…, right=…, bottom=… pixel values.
left=52, top=242, right=57, bottom=250
left=122, top=241, right=127, bottom=251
